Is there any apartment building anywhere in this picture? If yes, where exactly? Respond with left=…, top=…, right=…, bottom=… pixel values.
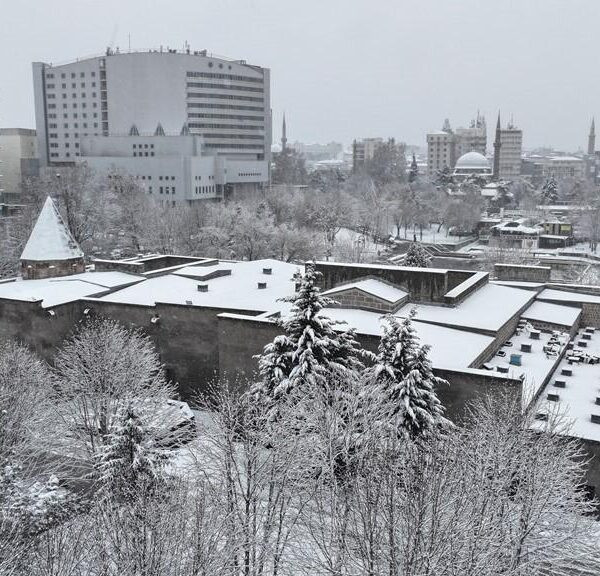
left=0, top=128, right=39, bottom=201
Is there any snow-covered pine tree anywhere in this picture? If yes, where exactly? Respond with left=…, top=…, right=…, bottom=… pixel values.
left=97, top=404, right=165, bottom=501
left=254, top=264, right=368, bottom=412
left=541, top=176, right=559, bottom=205
left=365, top=313, right=448, bottom=439
left=404, top=242, right=429, bottom=268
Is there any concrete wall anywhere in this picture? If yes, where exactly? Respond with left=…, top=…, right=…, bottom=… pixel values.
left=581, top=303, right=600, bottom=328
left=581, top=438, right=600, bottom=499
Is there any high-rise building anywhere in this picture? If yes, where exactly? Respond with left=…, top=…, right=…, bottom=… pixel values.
left=426, top=123, right=455, bottom=178
left=454, top=112, right=487, bottom=158
left=493, top=114, right=523, bottom=181
left=281, top=113, right=287, bottom=152
left=0, top=128, right=39, bottom=201
left=32, top=48, right=271, bottom=199
left=426, top=114, right=487, bottom=179
left=352, top=137, right=384, bottom=171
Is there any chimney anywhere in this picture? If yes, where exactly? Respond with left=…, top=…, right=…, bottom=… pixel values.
left=198, top=283, right=208, bottom=292
left=262, top=267, right=272, bottom=275
left=258, top=282, right=267, bottom=289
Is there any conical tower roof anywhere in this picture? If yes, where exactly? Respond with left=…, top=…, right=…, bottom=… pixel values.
left=20, top=197, right=83, bottom=262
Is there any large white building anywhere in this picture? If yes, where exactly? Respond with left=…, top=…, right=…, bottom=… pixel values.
left=0, top=128, right=39, bottom=201
left=32, top=48, right=271, bottom=200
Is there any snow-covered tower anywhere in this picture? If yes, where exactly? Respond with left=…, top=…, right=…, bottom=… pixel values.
left=281, top=113, right=288, bottom=152
left=20, top=196, right=85, bottom=280
left=588, top=118, right=596, bottom=156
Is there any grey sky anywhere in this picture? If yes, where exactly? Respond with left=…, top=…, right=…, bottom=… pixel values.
left=1, top=0, right=598, bottom=151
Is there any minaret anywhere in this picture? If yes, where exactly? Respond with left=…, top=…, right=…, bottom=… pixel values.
left=281, top=113, right=287, bottom=152
left=588, top=118, right=596, bottom=156
left=493, top=112, right=502, bottom=180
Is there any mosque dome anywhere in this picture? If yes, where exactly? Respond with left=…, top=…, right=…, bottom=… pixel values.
left=455, top=151, right=490, bottom=170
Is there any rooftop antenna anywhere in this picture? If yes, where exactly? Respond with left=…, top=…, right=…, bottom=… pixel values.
left=128, top=33, right=131, bottom=52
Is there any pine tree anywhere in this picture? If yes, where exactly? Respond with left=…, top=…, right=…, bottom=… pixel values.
left=404, top=242, right=429, bottom=268
left=365, top=313, right=448, bottom=439
left=254, top=264, right=368, bottom=412
left=541, top=176, right=559, bottom=205
left=97, top=404, right=165, bottom=501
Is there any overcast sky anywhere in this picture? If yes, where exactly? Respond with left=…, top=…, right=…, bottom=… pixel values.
left=1, top=0, right=598, bottom=151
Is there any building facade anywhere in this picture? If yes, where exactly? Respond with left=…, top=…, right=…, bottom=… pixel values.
left=32, top=48, right=271, bottom=198
left=493, top=115, right=523, bottom=181
left=0, top=128, right=39, bottom=201
left=352, top=137, right=384, bottom=170
left=427, top=114, right=487, bottom=179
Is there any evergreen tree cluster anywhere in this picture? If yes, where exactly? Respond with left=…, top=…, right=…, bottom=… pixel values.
left=404, top=242, right=429, bottom=268
left=253, top=264, right=447, bottom=439
left=541, top=176, right=559, bottom=205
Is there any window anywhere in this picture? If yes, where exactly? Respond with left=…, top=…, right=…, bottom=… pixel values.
left=63, top=123, right=69, bottom=128
left=46, top=73, right=54, bottom=79
left=61, top=73, right=66, bottom=79
left=91, top=71, right=96, bottom=77
left=71, top=73, right=75, bottom=78
left=81, top=83, right=85, bottom=88
left=80, top=72, right=85, bottom=78
left=48, top=104, right=57, bottom=109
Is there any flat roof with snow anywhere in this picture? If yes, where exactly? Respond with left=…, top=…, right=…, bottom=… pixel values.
left=96, top=259, right=299, bottom=313
left=321, top=307, right=494, bottom=370
left=537, top=289, right=600, bottom=305
left=0, top=271, right=143, bottom=308
left=522, top=301, right=581, bottom=327
left=397, top=284, right=535, bottom=333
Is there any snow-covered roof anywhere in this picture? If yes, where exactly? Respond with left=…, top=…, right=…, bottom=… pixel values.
left=521, top=301, right=581, bottom=327
left=323, top=279, right=407, bottom=303
left=0, top=272, right=143, bottom=308
left=533, top=327, right=600, bottom=442
left=537, top=289, right=600, bottom=305
left=96, top=259, right=299, bottom=313
left=20, top=197, right=83, bottom=261
left=397, top=284, right=535, bottom=333
left=455, top=151, right=490, bottom=169
left=321, top=307, right=494, bottom=370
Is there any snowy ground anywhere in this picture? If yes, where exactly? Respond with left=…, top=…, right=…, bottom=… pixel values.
left=389, top=223, right=475, bottom=245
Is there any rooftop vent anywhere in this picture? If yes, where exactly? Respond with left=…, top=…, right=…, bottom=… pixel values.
left=578, top=340, right=588, bottom=348
left=520, top=343, right=532, bottom=353
left=535, top=413, right=548, bottom=421
left=582, top=333, right=592, bottom=341
left=561, top=368, right=572, bottom=377
left=554, top=380, right=566, bottom=388
left=547, top=393, right=559, bottom=402
left=529, top=330, right=541, bottom=340
left=263, top=267, right=272, bottom=275
left=596, top=398, right=600, bottom=406
left=258, top=282, right=267, bottom=290
left=198, top=283, right=208, bottom=292
left=591, top=414, right=600, bottom=425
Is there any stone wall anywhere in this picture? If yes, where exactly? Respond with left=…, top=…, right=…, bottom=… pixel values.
left=21, top=258, right=85, bottom=280
left=327, top=286, right=407, bottom=313
left=314, top=262, right=451, bottom=303
left=581, top=438, right=600, bottom=499
left=581, top=302, right=600, bottom=328
left=494, top=263, right=551, bottom=282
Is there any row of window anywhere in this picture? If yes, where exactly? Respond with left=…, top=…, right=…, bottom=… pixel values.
left=186, top=92, right=263, bottom=103
left=186, top=71, right=263, bottom=84
left=238, top=172, right=262, bottom=177
left=195, top=185, right=215, bottom=195
left=186, top=82, right=263, bottom=93
left=187, top=102, right=264, bottom=112
left=47, top=92, right=98, bottom=99
left=49, top=122, right=97, bottom=129
left=50, top=152, right=79, bottom=158
left=159, top=186, right=176, bottom=194
left=50, top=141, right=80, bottom=148
left=46, top=71, right=96, bottom=79
left=204, top=143, right=264, bottom=150
left=48, top=113, right=98, bottom=120
left=187, top=112, right=264, bottom=121
left=187, top=123, right=264, bottom=131
left=47, top=102, right=98, bottom=109
left=194, top=174, right=215, bottom=180
left=201, top=133, right=264, bottom=140
left=133, top=143, right=155, bottom=149
left=47, top=82, right=96, bottom=90
left=133, top=151, right=155, bottom=157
